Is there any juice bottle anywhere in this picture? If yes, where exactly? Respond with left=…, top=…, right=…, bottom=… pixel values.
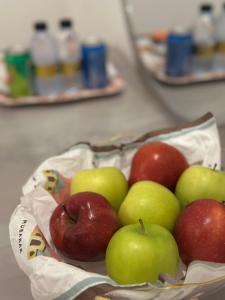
left=192, top=4, right=215, bottom=74
left=58, top=19, right=81, bottom=93
left=31, top=22, right=60, bottom=96
left=214, top=3, right=225, bottom=71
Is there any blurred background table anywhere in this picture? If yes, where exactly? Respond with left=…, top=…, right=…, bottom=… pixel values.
left=1, top=49, right=225, bottom=300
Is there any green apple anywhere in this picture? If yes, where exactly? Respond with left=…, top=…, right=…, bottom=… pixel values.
left=175, top=165, right=225, bottom=208
left=118, top=181, right=180, bottom=232
left=106, top=220, right=179, bottom=284
left=70, top=167, right=128, bottom=211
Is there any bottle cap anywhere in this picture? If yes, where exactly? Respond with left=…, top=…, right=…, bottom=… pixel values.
left=34, top=22, right=47, bottom=31
left=82, top=36, right=102, bottom=46
left=172, top=26, right=187, bottom=35
left=60, top=19, right=73, bottom=28
left=200, top=4, right=213, bottom=12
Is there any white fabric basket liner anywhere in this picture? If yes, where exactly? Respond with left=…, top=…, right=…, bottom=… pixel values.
left=9, top=112, right=225, bottom=300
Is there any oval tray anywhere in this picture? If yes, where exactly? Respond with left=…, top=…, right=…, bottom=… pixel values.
left=0, top=63, right=124, bottom=106
left=137, top=36, right=225, bottom=86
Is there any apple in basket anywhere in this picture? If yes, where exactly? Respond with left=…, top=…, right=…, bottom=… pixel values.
left=49, top=192, right=120, bottom=261
left=106, top=219, right=180, bottom=284
left=70, top=167, right=128, bottom=212
left=119, top=181, right=180, bottom=232
left=129, top=142, right=189, bottom=191
left=174, top=199, right=225, bottom=264
left=175, top=165, right=225, bottom=208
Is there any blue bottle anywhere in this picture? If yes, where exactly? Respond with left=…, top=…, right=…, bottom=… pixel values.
left=82, top=37, right=108, bottom=89
left=166, top=27, right=193, bottom=77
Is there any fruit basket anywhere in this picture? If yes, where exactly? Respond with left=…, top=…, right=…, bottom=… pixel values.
left=9, top=112, right=225, bottom=300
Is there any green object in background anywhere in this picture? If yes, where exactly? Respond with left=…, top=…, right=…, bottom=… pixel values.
left=5, top=49, right=33, bottom=98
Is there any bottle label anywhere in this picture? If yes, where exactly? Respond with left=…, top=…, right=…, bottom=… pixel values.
left=36, top=65, right=57, bottom=78
left=61, top=62, right=81, bottom=76
left=196, top=45, right=214, bottom=58
left=216, top=42, right=225, bottom=54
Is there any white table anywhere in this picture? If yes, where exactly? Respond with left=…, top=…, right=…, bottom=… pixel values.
left=1, top=49, right=225, bottom=300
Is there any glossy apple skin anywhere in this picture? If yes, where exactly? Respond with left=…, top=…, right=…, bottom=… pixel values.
left=175, top=165, right=225, bottom=208
left=119, top=181, right=180, bottom=232
left=129, top=142, right=189, bottom=191
left=70, top=167, right=128, bottom=211
left=106, top=222, right=179, bottom=284
left=49, top=192, right=120, bottom=261
left=174, top=199, right=225, bottom=265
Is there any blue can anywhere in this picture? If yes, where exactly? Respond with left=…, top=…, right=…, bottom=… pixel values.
left=82, top=37, right=108, bottom=89
left=166, top=28, right=193, bottom=77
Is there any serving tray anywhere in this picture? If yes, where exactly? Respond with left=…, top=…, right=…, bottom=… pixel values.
left=0, top=63, right=124, bottom=106
left=137, top=36, right=225, bottom=86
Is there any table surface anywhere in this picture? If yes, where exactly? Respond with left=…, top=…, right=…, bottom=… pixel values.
left=1, top=49, right=225, bottom=300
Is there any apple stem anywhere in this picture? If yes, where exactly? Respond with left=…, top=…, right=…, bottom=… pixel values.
left=213, top=163, right=218, bottom=171
left=139, top=219, right=145, bottom=233
left=62, top=204, right=76, bottom=223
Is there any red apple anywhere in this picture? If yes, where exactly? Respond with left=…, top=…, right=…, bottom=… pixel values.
left=129, top=142, right=189, bottom=191
left=49, top=192, right=120, bottom=261
left=174, top=199, right=225, bottom=265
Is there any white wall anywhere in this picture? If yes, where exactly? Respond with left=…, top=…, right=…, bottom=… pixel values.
left=0, top=0, right=224, bottom=62
left=128, top=0, right=225, bottom=34
left=67, top=0, right=133, bottom=60
left=0, top=0, right=133, bottom=60
left=0, top=0, right=67, bottom=49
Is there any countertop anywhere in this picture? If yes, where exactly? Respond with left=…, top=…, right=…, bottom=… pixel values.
left=1, top=49, right=225, bottom=300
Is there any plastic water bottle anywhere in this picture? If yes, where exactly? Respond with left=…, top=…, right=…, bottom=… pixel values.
left=214, top=3, right=225, bottom=71
left=58, top=19, right=81, bottom=93
left=192, top=4, right=215, bottom=74
left=30, top=22, right=60, bottom=96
